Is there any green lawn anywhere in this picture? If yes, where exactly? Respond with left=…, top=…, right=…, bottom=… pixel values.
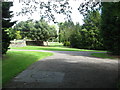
left=91, top=53, right=119, bottom=59
left=2, top=51, right=53, bottom=86
left=48, top=42, right=64, bottom=47
left=10, top=46, right=106, bottom=52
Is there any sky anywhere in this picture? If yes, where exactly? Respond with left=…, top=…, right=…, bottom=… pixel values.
left=9, top=0, right=85, bottom=25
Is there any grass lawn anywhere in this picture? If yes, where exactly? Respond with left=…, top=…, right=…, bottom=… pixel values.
left=48, top=42, right=64, bottom=47
left=2, top=51, right=53, bottom=86
left=10, top=46, right=106, bottom=52
left=91, top=53, right=119, bottom=59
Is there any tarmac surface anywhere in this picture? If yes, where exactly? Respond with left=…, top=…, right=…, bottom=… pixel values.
left=4, top=49, right=118, bottom=88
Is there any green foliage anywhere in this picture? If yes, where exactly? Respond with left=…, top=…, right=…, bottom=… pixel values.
left=59, top=11, right=104, bottom=50
left=101, top=2, right=120, bottom=55
left=15, top=31, right=22, bottom=39
left=63, top=41, right=70, bottom=46
left=70, top=29, right=82, bottom=48
left=58, top=21, right=75, bottom=43
left=5, top=28, right=16, bottom=40
left=5, top=28, right=22, bottom=40
left=14, top=19, right=57, bottom=41
left=2, top=2, right=16, bottom=54
left=2, top=2, right=16, bottom=28
left=81, top=10, right=104, bottom=50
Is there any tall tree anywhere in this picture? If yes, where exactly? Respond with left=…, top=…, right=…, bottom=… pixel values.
left=81, top=10, right=104, bottom=50
left=2, top=2, right=16, bottom=54
left=58, top=21, right=74, bottom=43
left=101, top=2, right=120, bottom=55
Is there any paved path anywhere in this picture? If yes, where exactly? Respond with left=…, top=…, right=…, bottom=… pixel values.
left=4, top=49, right=118, bottom=88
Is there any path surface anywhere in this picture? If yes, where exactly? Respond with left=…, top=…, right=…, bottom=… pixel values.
left=4, top=49, right=118, bottom=88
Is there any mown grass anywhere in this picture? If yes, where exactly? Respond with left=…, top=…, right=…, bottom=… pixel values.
left=48, top=42, right=64, bottom=47
left=10, top=46, right=106, bottom=52
left=2, top=51, right=53, bottom=86
left=91, top=53, right=119, bottom=59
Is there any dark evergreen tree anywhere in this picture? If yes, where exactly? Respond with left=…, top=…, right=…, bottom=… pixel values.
left=101, top=2, right=120, bottom=55
left=2, top=2, right=16, bottom=54
left=81, top=10, right=104, bottom=50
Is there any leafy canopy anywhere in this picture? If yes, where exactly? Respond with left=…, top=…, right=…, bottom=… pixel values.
left=14, top=19, right=57, bottom=41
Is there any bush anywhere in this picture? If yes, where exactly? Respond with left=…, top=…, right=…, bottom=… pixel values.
left=5, top=28, right=16, bottom=40
left=69, top=29, right=105, bottom=50
left=15, top=31, right=22, bottom=39
left=63, top=41, right=71, bottom=46
left=70, top=30, right=82, bottom=48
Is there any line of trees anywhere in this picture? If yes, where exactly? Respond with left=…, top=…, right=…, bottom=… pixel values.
left=59, top=10, right=105, bottom=50
left=2, top=1, right=120, bottom=55
left=2, top=2, right=57, bottom=55
left=58, top=1, right=120, bottom=55
left=13, top=19, right=57, bottom=41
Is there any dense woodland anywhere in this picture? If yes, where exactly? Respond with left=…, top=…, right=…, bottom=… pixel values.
left=2, top=1, right=120, bottom=55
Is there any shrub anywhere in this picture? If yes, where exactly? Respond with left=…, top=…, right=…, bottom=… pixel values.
left=69, top=30, right=82, bottom=48
left=5, top=28, right=16, bottom=40
left=15, top=31, right=22, bottom=39
left=63, top=41, right=71, bottom=46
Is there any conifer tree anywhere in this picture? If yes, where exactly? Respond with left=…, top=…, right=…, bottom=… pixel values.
left=2, top=2, right=16, bottom=54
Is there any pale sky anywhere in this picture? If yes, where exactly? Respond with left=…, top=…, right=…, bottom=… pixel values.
left=10, top=0, right=85, bottom=25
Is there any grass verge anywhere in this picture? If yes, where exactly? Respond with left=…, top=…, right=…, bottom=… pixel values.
left=2, top=51, right=53, bottom=86
left=48, top=42, right=64, bottom=47
left=10, top=46, right=106, bottom=52
left=91, top=53, right=119, bottom=59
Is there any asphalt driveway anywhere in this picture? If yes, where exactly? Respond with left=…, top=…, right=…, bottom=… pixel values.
left=4, top=50, right=118, bottom=88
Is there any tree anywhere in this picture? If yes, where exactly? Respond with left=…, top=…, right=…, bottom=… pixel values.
left=81, top=10, right=104, bottom=50
left=48, top=25, right=58, bottom=41
left=69, top=10, right=104, bottom=50
left=16, top=0, right=72, bottom=23
left=70, top=28, right=82, bottom=48
left=17, top=0, right=103, bottom=50
left=101, top=2, right=120, bottom=55
left=58, top=21, right=74, bottom=43
left=14, top=19, right=57, bottom=42
left=2, top=2, right=16, bottom=54
left=14, top=20, right=34, bottom=39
